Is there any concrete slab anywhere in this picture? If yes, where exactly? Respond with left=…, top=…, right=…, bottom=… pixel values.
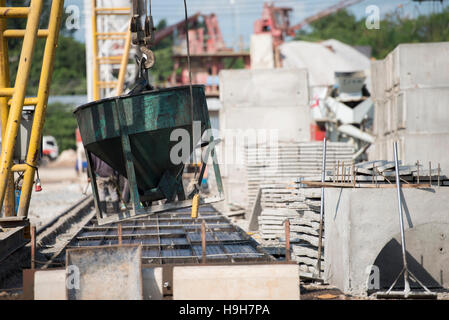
left=219, top=69, right=309, bottom=109
left=142, top=267, right=163, bottom=300
left=66, top=245, right=143, bottom=300
left=324, top=187, right=449, bottom=296
left=219, top=68, right=311, bottom=209
left=250, top=34, right=274, bottom=69
left=394, top=42, right=449, bottom=90
left=172, top=264, right=300, bottom=300
left=34, top=269, right=67, bottom=300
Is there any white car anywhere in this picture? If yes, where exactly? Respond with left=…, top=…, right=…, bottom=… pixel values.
left=42, top=136, right=59, bottom=161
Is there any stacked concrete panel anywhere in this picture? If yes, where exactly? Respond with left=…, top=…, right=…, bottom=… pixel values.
left=219, top=69, right=311, bottom=210
left=370, top=42, right=449, bottom=171
left=256, top=182, right=324, bottom=277
left=245, top=142, right=355, bottom=207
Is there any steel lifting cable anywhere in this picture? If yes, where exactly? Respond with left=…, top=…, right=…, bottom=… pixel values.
left=183, top=0, right=198, bottom=179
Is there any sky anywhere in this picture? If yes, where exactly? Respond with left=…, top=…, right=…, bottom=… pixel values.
left=66, top=0, right=449, bottom=48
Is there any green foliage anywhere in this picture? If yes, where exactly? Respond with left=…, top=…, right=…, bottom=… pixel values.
left=224, top=57, right=245, bottom=69
left=43, top=103, right=78, bottom=151
left=5, top=1, right=86, bottom=95
left=295, top=8, right=449, bottom=59
left=150, top=19, right=175, bottom=86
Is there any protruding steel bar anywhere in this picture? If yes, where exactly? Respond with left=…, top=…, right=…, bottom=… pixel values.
left=429, top=162, right=432, bottom=186
left=332, top=163, right=337, bottom=183
left=336, top=160, right=340, bottom=183
left=316, top=137, right=327, bottom=277
left=31, top=225, right=36, bottom=269
left=201, top=220, right=206, bottom=264
left=118, top=224, right=122, bottom=246
left=284, top=219, right=291, bottom=262
left=393, top=141, right=411, bottom=296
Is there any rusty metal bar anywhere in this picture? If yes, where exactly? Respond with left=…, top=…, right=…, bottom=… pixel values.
left=118, top=224, right=122, bottom=246
left=201, top=220, right=206, bottom=264
left=336, top=160, right=340, bottom=183
left=284, top=220, right=290, bottom=262
left=31, top=225, right=36, bottom=269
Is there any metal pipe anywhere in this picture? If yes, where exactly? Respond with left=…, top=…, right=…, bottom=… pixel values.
left=18, top=0, right=65, bottom=217
left=91, top=0, right=100, bottom=100
left=429, top=162, right=432, bottom=186
left=0, top=7, right=30, bottom=18
left=284, top=219, right=290, bottom=262
left=0, top=1, right=15, bottom=217
left=0, top=0, right=43, bottom=214
left=393, top=141, right=410, bottom=295
left=3, top=29, right=49, bottom=38
left=316, top=137, right=326, bottom=277
left=116, top=29, right=132, bottom=95
left=0, top=88, right=14, bottom=96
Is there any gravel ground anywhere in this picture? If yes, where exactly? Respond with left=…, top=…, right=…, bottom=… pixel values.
left=27, top=166, right=90, bottom=228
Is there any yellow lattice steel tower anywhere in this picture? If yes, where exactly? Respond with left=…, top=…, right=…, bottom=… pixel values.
left=90, top=0, right=133, bottom=99
left=0, top=0, right=64, bottom=221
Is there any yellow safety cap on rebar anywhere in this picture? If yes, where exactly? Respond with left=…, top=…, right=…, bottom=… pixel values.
left=191, top=194, right=200, bottom=219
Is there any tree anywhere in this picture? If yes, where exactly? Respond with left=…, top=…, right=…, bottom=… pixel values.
left=150, top=19, right=175, bottom=86
left=5, top=0, right=86, bottom=95
left=43, top=103, right=78, bottom=151
left=295, top=8, right=449, bottom=59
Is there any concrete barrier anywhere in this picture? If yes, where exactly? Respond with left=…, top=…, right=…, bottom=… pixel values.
left=172, top=264, right=300, bottom=300
left=324, top=187, right=449, bottom=296
left=34, top=269, right=67, bottom=300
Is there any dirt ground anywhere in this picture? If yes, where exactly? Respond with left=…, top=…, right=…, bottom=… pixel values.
left=27, top=165, right=89, bottom=228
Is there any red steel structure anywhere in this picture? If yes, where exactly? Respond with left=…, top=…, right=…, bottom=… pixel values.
left=254, top=0, right=363, bottom=49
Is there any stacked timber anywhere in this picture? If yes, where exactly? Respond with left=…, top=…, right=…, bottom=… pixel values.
left=245, top=141, right=354, bottom=207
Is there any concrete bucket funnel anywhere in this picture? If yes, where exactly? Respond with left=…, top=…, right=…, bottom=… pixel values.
left=74, top=85, right=223, bottom=224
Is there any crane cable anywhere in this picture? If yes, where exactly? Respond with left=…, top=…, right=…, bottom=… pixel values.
left=184, top=0, right=202, bottom=219
left=183, top=0, right=198, bottom=180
